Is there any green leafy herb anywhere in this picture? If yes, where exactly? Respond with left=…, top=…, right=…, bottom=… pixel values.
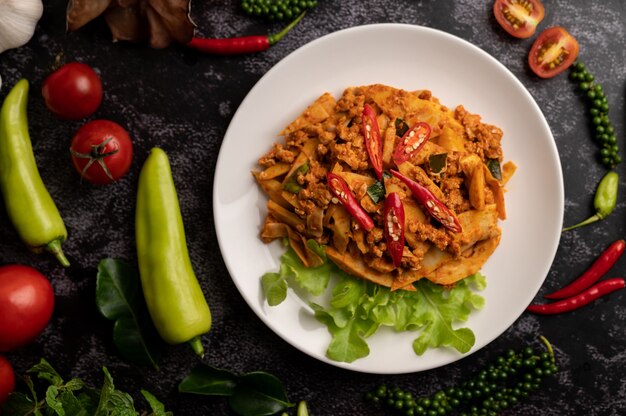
left=179, top=363, right=294, bottom=416
left=262, top=241, right=486, bottom=363
left=486, top=158, right=502, bottom=180
left=96, top=258, right=165, bottom=368
left=2, top=359, right=169, bottom=416
left=428, top=153, right=448, bottom=174
left=366, top=171, right=391, bottom=203
left=282, top=163, right=309, bottom=193
left=395, top=118, right=410, bottom=137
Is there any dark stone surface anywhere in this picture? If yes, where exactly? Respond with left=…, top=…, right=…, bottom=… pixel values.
left=1, top=1, right=625, bottom=415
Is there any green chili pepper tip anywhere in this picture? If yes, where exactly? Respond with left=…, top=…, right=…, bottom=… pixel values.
left=46, top=239, right=70, bottom=267
left=188, top=336, right=205, bottom=358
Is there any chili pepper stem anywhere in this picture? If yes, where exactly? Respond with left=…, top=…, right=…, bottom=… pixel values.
left=46, top=239, right=70, bottom=267
left=562, top=214, right=601, bottom=232
left=188, top=336, right=205, bottom=358
left=268, top=12, right=306, bottom=46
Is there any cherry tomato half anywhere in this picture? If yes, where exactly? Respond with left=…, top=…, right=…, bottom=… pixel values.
left=0, top=356, right=15, bottom=406
left=70, top=120, right=133, bottom=185
left=42, top=62, right=103, bottom=120
left=493, top=0, right=545, bottom=39
left=0, top=265, right=55, bottom=352
left=528, top=26, right=579, bottom=79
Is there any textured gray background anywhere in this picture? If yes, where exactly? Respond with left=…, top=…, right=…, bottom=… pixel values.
left=1, top=0, right=625, bottom=415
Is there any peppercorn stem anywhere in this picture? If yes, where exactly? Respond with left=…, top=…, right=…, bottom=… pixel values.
left=188, top=336, right=205, bottom=358
left=268, top=12, right=305, bottom=46
left=539, top=335, right=555, bottom=363
left=46, top=239, right=70, bottom=267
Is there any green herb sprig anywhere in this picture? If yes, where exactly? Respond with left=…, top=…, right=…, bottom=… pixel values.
left=570, top=62, right=621, bottom=169
left=2, top=359, right=170, bottom=416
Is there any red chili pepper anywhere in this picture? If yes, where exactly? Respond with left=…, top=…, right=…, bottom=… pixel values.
left=362, top=104, right=383, bottom=180
left=545, top=239, right=625, bottom=300
left=392, top=122, right=431, bottom=165
left=527, top=278, right=625, bottom=315
left=326, top=172, right=374, bottom=231
left=390, top=169, right=462, bottom=233
left=187, top=12, right=304, bottom=55
left=384, top=192, right=405, bottom=267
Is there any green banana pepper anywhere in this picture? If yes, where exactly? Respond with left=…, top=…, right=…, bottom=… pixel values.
left=563, top=170, right=618, bottom=232
left=135, top=147, right=211, bottom=357
left=0, top=79, right=69, bottom=266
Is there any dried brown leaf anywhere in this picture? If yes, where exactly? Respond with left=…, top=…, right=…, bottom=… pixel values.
left=67, top=0, right=194, bottom=48
left=67, top=0, right=114, bottom=31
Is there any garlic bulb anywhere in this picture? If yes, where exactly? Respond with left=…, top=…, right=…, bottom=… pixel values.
left=0, top=0, right=44, bottom=54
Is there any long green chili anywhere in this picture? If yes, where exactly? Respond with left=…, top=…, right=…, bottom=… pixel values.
left=135, top=147, right=211, bottom=357
left=563, top=170, right=618, bottom=232
left=0, top=79, right=69, bottom=266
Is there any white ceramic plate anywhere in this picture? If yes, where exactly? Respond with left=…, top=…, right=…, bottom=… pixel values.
left=213, top=24, right=563, bottom=374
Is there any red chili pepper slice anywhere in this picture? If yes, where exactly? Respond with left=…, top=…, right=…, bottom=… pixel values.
left=392, top=122, right=431, bottom=165
left=390, top=169, right=462, bottom=233
left=384, top=192, right=405, bottom=267
left=527, top=278, right=625, bottom=315
left=186, top=12, right=304, bottom=55
left=362, top=104, right=383, bottom=180
left=545, top=239, right=625, bottom=300
left=326, top=173, right=374, bottom=231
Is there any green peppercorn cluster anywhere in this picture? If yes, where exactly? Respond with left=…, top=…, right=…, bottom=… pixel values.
left=240, top=0, right=318, bottom=20
left=365, top=342, right=557, bottom=416
left=570, top=62, right=621, bottom=169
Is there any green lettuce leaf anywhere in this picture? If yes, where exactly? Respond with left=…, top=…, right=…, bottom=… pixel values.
left=261, top=240, right=487, bottom=363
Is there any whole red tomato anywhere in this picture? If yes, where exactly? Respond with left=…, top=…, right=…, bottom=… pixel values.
left=0, top=356, right=15, bottom=406
left=0, top=265, right=55, bottom=352
left=42, top=62, right=103, bottom=120
left=70, top=120, right=133, bottom=185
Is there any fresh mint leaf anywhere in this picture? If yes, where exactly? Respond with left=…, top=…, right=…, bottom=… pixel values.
left=95, top=367, right=115, bottom=416
left=28, top=358, right=63, bottom=386
left=95, top=367, right=137, bottom=416
left=261, top=272, right=288, bottom=306
left=7, top=360, right=168, bottom=416
left=141, top=390, right=173, bottom=416
left=45, top=385, right=65, bottom=415
left=96, top=258, right=164, bottom=368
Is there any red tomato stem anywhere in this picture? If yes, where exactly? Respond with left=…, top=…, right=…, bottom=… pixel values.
left=545, top=239, right=625, bottom=300
left=527, top=278, right=625, bottom=315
